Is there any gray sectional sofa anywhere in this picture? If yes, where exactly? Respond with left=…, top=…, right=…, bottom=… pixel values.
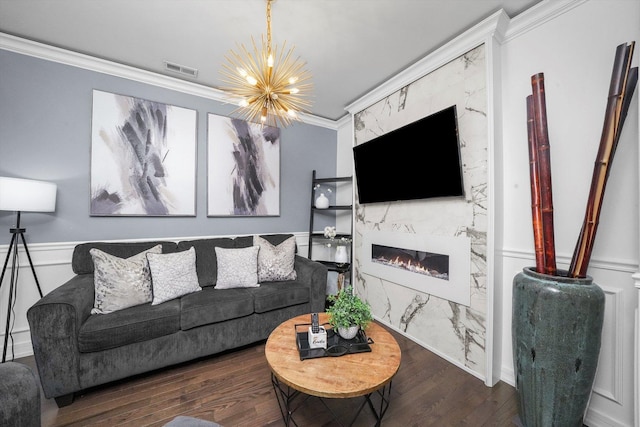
left=27, top=234, right=327, bottom=407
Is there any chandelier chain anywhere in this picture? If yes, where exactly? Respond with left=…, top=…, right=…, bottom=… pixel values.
left=266, top=0, right=272, bottom=54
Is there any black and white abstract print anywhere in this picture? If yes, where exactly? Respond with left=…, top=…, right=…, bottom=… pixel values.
left=90, top=90, right=196, bottom=216
left=207, top=114, right=280, bottom=216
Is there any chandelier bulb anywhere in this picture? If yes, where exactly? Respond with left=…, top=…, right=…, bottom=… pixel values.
left=237, top=67, right=248, bottom=78
left=289, top=88, right=299, bottom=94
left=246, top=75, right=258, bottom=86
left=288, top=76, right=298, bottom=84
left=239, top=99, right=249, bottom=107
left=268, top=53, right=274, bottom=68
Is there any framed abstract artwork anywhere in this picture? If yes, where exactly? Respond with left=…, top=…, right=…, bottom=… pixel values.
left=90, top=90, right=197, bottom=216
left=207, top=114, right=281, bottom=216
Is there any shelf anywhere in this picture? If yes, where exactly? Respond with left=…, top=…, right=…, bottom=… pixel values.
left=313, top=205, right=352, bottom=211
left=310, top=233, right=352, bottom=240
left=313, top=176, right=352, bottom=184
left=316, top=260, right=351, bottom=273
left=309, top=170, right=353, bottom=288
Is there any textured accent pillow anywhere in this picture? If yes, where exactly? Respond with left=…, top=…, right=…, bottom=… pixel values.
left=147, top=247, right=201, bottom=305
left=253, top=235, right=297, bottom=282
left=215, top=246, right=260, bottom=289
left=90, top=245, right=162, bottom=314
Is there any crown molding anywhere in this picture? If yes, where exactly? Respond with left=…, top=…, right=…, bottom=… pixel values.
left=344, top=9, right=511, bottom=116
left=0, top=32, right=338, bottom=130
left=503, top=0, right=588, bottom=42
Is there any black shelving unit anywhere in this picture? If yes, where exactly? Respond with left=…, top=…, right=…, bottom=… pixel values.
left=308, top=170, right=353, bottom=287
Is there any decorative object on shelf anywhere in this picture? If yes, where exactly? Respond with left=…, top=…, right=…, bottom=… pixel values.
left=323, top=226, right=336, bottom=239
left=334, top=245, right=348, bottom=266
left=513, top=41, right=636, bottom=427
left=0, top=176, right=57, bottom=363
left=219, top=0, right=313, bottom=128
left=314, top=192, right=329, bottom=209
left=326, top=286, right=372, bottom=340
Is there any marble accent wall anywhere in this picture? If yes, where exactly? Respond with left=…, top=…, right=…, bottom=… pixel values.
left=353, top=44, right=488, bottom=378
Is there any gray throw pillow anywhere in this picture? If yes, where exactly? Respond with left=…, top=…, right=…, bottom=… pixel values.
left=253, top=235, right=297, bottom=282
left=147, top=247, right=202, bottom=305
left=215, top=246, right=260, bottom=289
left=90, top=245, right=162, bottom=314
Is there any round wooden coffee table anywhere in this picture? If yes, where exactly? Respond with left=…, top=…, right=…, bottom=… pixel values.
left=265, top=312, right=401, bottom=426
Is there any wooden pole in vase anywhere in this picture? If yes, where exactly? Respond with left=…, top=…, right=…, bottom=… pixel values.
left=531, top=73, right=557, bottom=276
left=526, top=95, right=545, bottom=273
left=569, top=41, right=636, bottom=278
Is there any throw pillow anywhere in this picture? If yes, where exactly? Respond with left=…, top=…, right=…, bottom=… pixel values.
left=253, top=235, right=297, bottom=282
left=215, top=246, right=260, bottom=289
left=147, top=247, right=201, bottom=305
left=90, top=245, right=162, bottom=314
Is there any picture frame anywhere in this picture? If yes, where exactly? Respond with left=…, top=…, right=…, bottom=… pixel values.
left=90, top=90, right=197, bottom=216
left=207, top=113, right=280, bottom=217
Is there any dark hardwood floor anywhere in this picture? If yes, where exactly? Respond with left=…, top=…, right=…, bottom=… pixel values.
left=18, top=323, right=520, bottom=426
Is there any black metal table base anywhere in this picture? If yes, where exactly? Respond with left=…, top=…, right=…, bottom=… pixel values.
left=271, top=373, right=392, bottom=427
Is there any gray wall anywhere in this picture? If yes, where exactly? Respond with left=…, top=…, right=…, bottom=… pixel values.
left=0, top=49, right=337, bottom=243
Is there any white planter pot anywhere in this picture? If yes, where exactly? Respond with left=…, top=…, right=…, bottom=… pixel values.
left=338, top=325, right=359, bottom=340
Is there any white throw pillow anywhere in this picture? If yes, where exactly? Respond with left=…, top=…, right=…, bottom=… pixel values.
left=253, top=235, right=297, bottom=282
left=215, top=246, right=260, bottom=289
left=90, top=245, right=162, bottom=314
left=147, top=247, right=201, bottom=305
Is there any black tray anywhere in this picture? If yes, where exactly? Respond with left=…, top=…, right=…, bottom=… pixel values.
left=295, top=322, right=374, bottom=360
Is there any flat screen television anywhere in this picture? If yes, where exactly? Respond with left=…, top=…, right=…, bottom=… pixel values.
left=353, top=105, right=464, bottom=204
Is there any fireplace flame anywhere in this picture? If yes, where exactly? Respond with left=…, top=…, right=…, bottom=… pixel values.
left=374, top=255, right=448, bottom=280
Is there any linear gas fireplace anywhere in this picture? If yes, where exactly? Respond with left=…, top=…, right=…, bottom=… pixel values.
left=371, top=244, right=449, bottom=280
left=362, top=231, right=470, bottom=306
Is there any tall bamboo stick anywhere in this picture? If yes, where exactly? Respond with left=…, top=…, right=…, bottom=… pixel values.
left=569, top=42, right=636, bottom=278
left=527, top=95, right=545, bottom=273
left=531, top=73, right=557, bottom=276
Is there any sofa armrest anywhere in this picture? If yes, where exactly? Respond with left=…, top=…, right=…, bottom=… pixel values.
left=294, top=255, right=328, bottom=313
left=26, top=274, right=94, bottom=400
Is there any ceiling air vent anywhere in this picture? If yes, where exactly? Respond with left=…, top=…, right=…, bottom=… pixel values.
left=164, top=61, right=198, bottom=78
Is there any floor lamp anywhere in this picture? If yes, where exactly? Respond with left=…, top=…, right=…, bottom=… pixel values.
left=0, top=177, right=57, bottom=363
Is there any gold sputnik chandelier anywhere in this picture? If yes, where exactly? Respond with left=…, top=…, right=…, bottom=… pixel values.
left=220, top=0, right=313, bottom=128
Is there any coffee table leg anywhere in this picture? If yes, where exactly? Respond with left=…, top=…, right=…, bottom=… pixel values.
left=271, top=373, right=311, bottom=426
left=271, top=373, right=393, bottom=427
left=364, top=381, right=392, bottom=426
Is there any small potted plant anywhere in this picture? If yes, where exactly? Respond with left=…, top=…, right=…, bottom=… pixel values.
left=326, top=286, right=373, bottom=339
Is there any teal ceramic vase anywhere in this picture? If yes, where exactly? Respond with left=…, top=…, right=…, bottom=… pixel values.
left=512, top=267, right=605, bottom=427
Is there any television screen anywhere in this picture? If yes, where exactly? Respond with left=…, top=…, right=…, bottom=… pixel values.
left=353, top=105, right=464, bottom=204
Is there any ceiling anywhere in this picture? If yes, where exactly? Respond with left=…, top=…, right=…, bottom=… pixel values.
left=0, top=0, right=541, bottom=122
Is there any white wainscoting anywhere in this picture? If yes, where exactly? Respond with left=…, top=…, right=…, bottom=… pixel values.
left=0, top=233, right=310, bottom=360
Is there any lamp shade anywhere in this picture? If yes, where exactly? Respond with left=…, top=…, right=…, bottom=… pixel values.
left=0, top=177, right=57, bottom=212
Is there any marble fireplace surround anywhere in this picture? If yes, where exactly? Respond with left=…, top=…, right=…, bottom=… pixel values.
left=347, top=8, right=504, bottom=380
left=362, top=231, right=471, bottom=306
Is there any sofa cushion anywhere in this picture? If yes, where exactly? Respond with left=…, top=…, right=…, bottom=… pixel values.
left=214, top=246, right=260, bottom=289
left=148, top=248, right=201, bottom=305
left=180, top=287, right=254, bottom=330
left=79, top=300, right=181, bottom=352
left=254, top=235, right=297, bottom=282
left=252, top=281, right=310, bottom=313
left=72, top=241, right=178, bottom=275
left=235, top=234, right=297, bottom=250
left=90, top=245, right=162, bottom=314
left=177, top=238, right=237, bottom=287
